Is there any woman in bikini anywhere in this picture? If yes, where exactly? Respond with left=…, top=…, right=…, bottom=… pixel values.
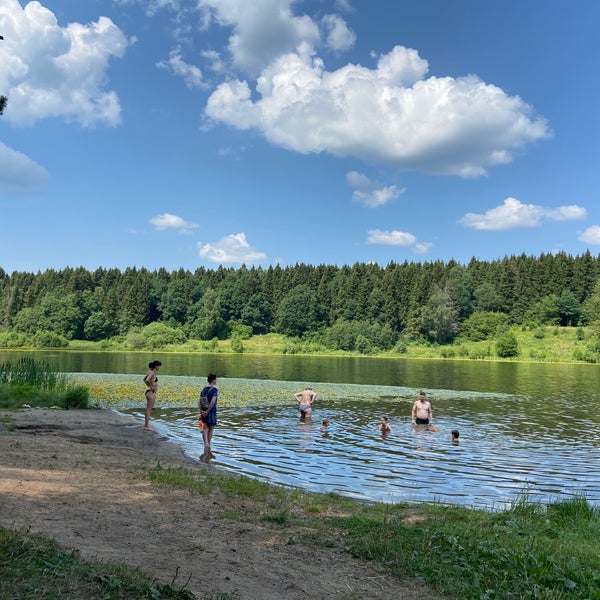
left=143, top=360, right=162, bottom=430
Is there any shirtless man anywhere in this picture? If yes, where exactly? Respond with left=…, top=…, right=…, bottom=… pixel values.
left=294, top=386, right=315, bottom=420
left=411, top=391, right=432, bottom=425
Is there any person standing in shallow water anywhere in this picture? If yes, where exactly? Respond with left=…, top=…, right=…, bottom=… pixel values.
left=143, top=360, right=161, bottom=430
left=199, top=373, right=218, bottom=459
left=294, top=386, right=315, bottom=420
left=411, top=390, right=433, bottom=426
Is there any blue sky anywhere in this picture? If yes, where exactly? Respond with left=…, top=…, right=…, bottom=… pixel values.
left=1, top=0, right=599, bottom=273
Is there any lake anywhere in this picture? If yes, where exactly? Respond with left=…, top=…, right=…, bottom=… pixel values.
left=2, top=350, right=600, bottom=508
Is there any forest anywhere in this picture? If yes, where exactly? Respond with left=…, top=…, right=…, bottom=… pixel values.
left=2, top=251, right=600, bottom=359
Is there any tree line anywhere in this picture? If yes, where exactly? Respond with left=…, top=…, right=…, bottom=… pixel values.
left=1, top=250, right=600, bottom=352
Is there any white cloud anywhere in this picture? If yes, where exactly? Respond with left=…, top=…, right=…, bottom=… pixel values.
left=198, top=232, right=267, bottom=264
left=546, top=205, right=587, bottom=221
left=201, top=49, right=226, bottom=73
left=157, top=47, right=205, bottom=89
left=112, top=0, right=181, bottom=17
left=346, top=170, right=372, bottom=188
left=578, top=226, right=600, bottom=245
left=0, top=0, right=130, bottom=127
left=150, top=213, right=198, bottom=233
left=322, top=14, right=355, bottom=53
left=199, top=0, right=321, bottom=77
left=366, top=228, right=432, bottom=254
left=353, top=186, right=402, bottom=208
left=366, top=229, right=416, bottom=246
left=0, top=141, right=49, bottom=194
left=460, top=197, right=587, bottom=231
left=346, top=170, right=404, bottom=207
left=205, top=41, right=550, bottom=177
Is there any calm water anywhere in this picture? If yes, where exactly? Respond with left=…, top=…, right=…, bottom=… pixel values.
left=3, top=350, right=600, bottom=508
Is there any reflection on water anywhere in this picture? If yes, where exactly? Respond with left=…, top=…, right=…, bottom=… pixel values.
left=121, top=387, right=600, bottom=509
left=3, top=349, right=600, bottom=508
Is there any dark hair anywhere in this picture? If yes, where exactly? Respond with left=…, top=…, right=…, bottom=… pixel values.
left=149, top=360, right=162, bottom=369
left=382, top=416, right=389, bottom=422
left=451, top=429, right=460, bottom=438
left=207, top=373, right=217, bottom=383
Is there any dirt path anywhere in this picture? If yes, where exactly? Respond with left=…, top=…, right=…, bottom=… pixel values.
left=0, top=408, right=441, bottom=600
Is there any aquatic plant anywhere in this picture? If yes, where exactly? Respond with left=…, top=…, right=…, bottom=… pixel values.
left=68, top=373, right=484, bottom=409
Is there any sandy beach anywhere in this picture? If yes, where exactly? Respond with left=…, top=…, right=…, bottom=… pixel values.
left=0, top=408, right=439, bottom=600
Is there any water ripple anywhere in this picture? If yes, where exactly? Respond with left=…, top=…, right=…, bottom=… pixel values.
left=122, top=390, right=600, bottom=509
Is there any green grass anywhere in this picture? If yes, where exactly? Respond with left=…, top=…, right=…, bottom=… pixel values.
left=4, top=463, right=599, bottom=598
left=0, top=358, right=90, bottom=410
left=8, top=325, right=600, bottom=364
left=145, top=465, right=600, bottom=599
left=0, top=529, right=199, bottom=599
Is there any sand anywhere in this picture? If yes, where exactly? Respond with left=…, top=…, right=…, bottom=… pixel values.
left=0, top=408, right=441, bottom=600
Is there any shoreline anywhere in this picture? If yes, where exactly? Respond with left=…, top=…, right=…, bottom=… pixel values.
left=0, top=407, right=438, bottom=600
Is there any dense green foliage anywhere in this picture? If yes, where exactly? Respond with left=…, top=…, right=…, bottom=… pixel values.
left=1, top=251, right=600, bottom=357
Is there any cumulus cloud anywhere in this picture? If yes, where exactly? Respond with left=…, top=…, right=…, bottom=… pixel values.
left=198, top=232, right=267, bottom=264
left=460, top=197, right=587, bottom=231
left=199, top=0, right=322, bottom=77
left=150, top=213, right=198, bottom=233
left=0, top=141, right=49, bottom=194
left=346, top=170, right=404, bottom=207
left=322, top=14, right=355, bottom=53
left=157, top=47, right=205, bottom=89
left=0, top=0, right=130, bottom=127
left=366, top=229, right=432, bottom=254
left=578, top=226, right=600, bottom=245
left=204, top=40, right=550, bottom=177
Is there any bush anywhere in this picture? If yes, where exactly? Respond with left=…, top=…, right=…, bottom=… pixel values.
left=440, top=346, right=456, bottom=358
left=141, top=322, right=187, bottom=349
left=33, top=330, right=68, bottom=348
left=459, top=312, right=509, bottom=342
left=61, top=385, right=89, bottom=409
left=0, top=331, right=31, bottom=348
left=230, top=337, right=244, bottom=353
left=393, top=339, right=408, bottom=354
left=125, top=330, right=145, bottom=349
left=496, top=331, right=519, bottom=358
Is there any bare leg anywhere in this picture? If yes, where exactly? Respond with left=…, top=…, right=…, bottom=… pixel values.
left=144, top=391, right=156, bottom=430
left=203, top=425, right=215, bottom=457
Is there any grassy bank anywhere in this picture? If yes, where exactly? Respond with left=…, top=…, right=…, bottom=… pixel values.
left=0, top=528, right=204, bottom=599
left=145, top=465, right=600, bottom=599
left=62, top=325, right=599, bottom=364
left=3, top=462, right=597, bottom=600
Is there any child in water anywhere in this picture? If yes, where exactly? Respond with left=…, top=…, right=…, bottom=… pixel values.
left=452, top=429, right=460, bottom=443
left=320, top=418, right=331, bottom=433
left=379, top=416, right=392, bottom=433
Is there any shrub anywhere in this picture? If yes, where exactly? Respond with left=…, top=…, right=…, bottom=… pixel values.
left=33, top=330, right=68, bottom=348
left=459, top=312, right=509, bottom=342
left=230, top=337, right=244, bottom=353
left=393, top=339, right=408, bottom=354
left=61, top=385, right=89, bottom=409
left=125, top=330, right=145, bottom=349
left=496, top=331, right=519, bottom=358
left=141, top=322, right=187, bottom=349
